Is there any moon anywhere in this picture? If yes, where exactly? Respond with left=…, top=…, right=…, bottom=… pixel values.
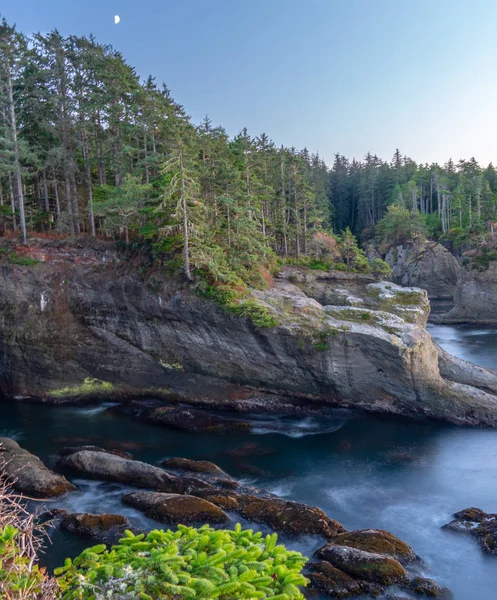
left=114, top=15, right=120, bottom=24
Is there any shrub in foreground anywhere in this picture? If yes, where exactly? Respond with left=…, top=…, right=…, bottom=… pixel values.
left=55, top=524, right=308, bottom=599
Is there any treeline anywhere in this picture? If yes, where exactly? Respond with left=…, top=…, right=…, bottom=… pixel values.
left=1, top=19, right=496, bottom=288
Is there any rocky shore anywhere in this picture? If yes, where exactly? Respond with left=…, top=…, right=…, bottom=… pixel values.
left=1, top=437, right=452, bottom=599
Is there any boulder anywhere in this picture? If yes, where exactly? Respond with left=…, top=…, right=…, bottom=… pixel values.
left=60, top=513, right=130, bottom=544
left=305, top=561, right=362, bottom=597
left=58, top=445, right=132, bottom=460
left=0, top=437, right=75, bottom=498
left=161, top=457, right=231, bottom=478
left=405, top=576, right=444, bottom=597
left=236, top=494, right=345, bottom=538
left=330, top=529, right=418, bottom=563
left=57, top=450, right=178, bottom=491
left=443, top=507, right=497, bottom=554
left=122, top=491, right=229, bottom=525
left=317, top=544, right=407, bottom=585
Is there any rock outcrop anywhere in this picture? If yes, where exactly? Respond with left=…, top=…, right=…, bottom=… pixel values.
left=1, top=240, right=497, bottom=426
left=443, top=507, right=497, bottom=554
left=384, top=241, right=460, bottom=316
left=439, top=260, right=497, bottom=324
left=0, top=437, right=75, bottom=498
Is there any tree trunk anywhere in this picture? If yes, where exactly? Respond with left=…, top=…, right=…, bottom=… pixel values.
left=179, top=150, right=192, bottom=281
left=7, top=69, right=27, bottom=243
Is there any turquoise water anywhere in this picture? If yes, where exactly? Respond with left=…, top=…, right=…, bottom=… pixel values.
left=0, top=324, right=496, bottom=599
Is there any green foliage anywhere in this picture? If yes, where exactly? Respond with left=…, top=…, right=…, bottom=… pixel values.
left=375, top=205, right=428, bottom=247
left=368, top=258, right=392, bottom=278
left=0, top=525, right=53, bottom=598
left=230, top=299, right=280, bottom=328
left=55, top=524, right=308, bottom=600
left=49, top=377, right=114, bottom=398
left=339, top=227, right=369, bottom=271
left=0, top=247, right=40, bottom=265
left=198, top=279, right=279, bottom=328
left=466, top=247, right=497, bottom=271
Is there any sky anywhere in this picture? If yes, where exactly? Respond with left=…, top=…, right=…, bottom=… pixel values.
left=3, top=0, right=497, bottom=167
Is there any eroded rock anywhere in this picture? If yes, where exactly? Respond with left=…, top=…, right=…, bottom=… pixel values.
left=0, top=437, right=75, bottom=498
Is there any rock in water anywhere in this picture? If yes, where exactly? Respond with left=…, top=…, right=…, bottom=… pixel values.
left=56, top=450, right=215, bottom=494
left=305, top=560, right=362, bottom=597
left=443, top=507, right=497, bottom=554
left=316, top=544, right=407, bottom=585
left=0, top=437, right=75, bottom=497
left=160, top=457, right=232, bottom=478
left=122, top=491, right=229, bottom=525
left=60, top=513, right=130, bottom=544
left=330, top=529, right=418, bottom=564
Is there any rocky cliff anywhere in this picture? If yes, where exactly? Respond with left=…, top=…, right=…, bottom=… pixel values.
left=438, top=260, right=497, bottom=324
left=384, top=241, right=460, bottom=316
left=1, top=240, right=497, bottom=426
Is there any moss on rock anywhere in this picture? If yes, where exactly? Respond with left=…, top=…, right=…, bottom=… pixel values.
left=331, top=529, right=417, bottom=563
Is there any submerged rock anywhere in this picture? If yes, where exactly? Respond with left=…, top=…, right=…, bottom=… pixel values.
left=0, top=437, right=75, bottom=498
left=443, top=507, right=497, bottom=554
left=149, top=406, right=252, bottom=434
left=60, top=512, right=130, bottom=544
left=122, top=491, right=228, bottom=525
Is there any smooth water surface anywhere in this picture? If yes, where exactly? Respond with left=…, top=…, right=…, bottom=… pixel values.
left=0, top=324, right=496, bottom=599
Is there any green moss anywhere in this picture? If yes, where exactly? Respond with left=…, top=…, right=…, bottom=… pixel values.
left=49, top=377, right=114, bottom=398
left=197, top=280, right=279, bottom=328
left=230, top=299, right=280, bottom=328
left=0, top=250, right=40, bottom=266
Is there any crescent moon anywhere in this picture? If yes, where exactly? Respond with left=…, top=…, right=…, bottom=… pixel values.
left=114, top=15, right=120, bottom=24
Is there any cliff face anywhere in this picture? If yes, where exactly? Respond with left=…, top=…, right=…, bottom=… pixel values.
left=384, top=241, right=460, bottom=316
left=440, top=261, right=497, bottom=324
left=1, top=241, right=497, bottom=426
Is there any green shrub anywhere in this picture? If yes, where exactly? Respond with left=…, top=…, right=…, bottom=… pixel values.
left=49, top=378, right=114, bottom=398
left=55, top=524, right=308, bottom=600
left=368, top=258, right=392, bottom=279
left=197, top=279, right=279, bottom=328
left=230, top=300, right=280, bottom=328
left=0, top=524, right=55, bottom=598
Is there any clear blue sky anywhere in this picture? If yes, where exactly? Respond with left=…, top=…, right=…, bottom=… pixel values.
left=4, top=0, right=497, bottom=166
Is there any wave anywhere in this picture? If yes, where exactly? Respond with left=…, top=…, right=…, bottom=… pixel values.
left=251, top=415, right=347, bottom=438
left=68, top=402, right=120, bottom=416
